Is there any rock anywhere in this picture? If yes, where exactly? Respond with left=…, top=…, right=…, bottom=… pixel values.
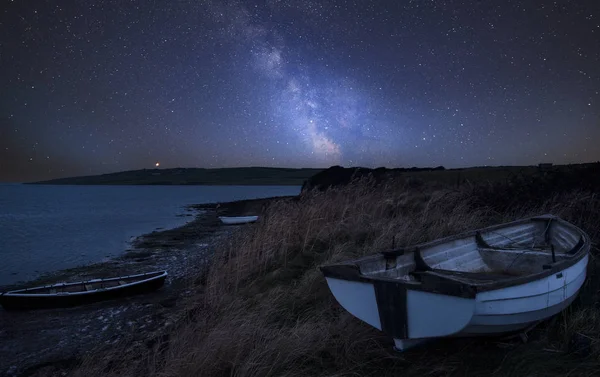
left=159, top=297, right=178, bottom=308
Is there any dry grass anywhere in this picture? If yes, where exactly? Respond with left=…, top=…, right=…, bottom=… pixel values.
left=71, top=174, right=600, bottom=377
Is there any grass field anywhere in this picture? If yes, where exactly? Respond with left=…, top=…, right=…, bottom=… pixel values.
left=66, top=164, right=600, bottom=377
left=400, top=163, right=598, bottom=186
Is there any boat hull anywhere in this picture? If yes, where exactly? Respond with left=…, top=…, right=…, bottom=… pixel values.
left=462, top=253, right=587, bottom=335
left=0, top=272, right=167, bottom=311
left=328, top=264, right=586, bottom=352
left=321, top=215, right=591, bottom=351
left=393, top=286, right=584, bottom=350
left=219, top=216, right=258, bottom=225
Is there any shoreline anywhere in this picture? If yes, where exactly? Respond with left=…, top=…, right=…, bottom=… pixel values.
left=3, top=167, right=599, bottom=377
left=24, top=182, right=305, bottom=186
left=0, top=209, right=199, bottom=290
left=0, top=195, right=294, bottom=377
left=0, top=195, right=297, bottom=292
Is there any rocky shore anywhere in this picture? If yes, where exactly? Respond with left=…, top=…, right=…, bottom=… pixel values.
left=0, top=195, right=292, bottom=377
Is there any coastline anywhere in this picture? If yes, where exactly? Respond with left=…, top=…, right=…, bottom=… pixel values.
left=0, top=195, right=292, bottom=377
left=2, top=167, right=599, bottom=376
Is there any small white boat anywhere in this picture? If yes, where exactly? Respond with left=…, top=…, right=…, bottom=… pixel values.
left=320, top=214, right=590, bottom=351
left=219, top=215, right=259, bottom=225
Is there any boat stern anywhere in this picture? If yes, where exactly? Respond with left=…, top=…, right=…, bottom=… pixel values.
left=320, top=264, right=476, bottom=348
left=321, top=264, right=383, bottom=331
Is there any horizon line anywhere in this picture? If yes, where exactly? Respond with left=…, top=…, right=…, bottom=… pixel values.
left=4, top=160, right=600, bottom=184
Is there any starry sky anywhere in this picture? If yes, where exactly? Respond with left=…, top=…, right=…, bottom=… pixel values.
left=1, top=0, right=599, bottom=182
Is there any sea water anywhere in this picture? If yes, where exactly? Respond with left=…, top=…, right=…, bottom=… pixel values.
left=0, top=184, right=300, bottom=286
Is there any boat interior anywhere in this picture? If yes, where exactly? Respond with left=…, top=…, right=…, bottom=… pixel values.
left=358, top=217, right=586, bottom=282
left=12, top=271, right=165, bottom=295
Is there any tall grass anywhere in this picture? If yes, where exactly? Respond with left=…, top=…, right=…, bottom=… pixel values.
left=72, top=175, right=600, bottom=377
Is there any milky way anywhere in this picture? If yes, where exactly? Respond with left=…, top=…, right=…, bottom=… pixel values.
left=1, top=0, right=599, bottom=181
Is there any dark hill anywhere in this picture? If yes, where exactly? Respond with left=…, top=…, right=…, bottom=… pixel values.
left=301, top=165, right=445, bottom=192
left=28, top=167, right=324, bottom=186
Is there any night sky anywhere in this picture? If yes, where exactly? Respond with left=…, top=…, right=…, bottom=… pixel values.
left=1, top=0, right=599, bottom=182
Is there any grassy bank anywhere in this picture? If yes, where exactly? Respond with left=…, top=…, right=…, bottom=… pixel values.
left=69, top=174, right=600, bottom=377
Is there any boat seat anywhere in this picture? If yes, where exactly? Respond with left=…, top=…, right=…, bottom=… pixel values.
left=476, top=232, right=547, bottom=250
left=440, top=270, right=516, bottom=280
left=84, top=284, right=93, bottom=291
left=476, top=231, right=584, bottom=257
left=412, top=269, right=515, bottom=284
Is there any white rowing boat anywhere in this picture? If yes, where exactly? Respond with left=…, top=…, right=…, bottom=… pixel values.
left=219, top=215, right=259, bottom=225
left=320, top=214, right=589, bottom=351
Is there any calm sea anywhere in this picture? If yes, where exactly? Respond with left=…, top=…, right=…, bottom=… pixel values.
left=0, top=184, right=301, bottom=286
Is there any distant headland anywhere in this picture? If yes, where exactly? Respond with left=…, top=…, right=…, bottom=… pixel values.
left=26, top=165, right=449, bottom=186
left=25, top=162, right=599, bottom=187
left=26, top=167, right=324, bottom=186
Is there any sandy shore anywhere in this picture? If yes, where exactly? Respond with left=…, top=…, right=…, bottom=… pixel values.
left=0, top=196, right=291, bottom=377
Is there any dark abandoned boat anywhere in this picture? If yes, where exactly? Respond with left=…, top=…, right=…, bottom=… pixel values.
left=0, top=270, right=168, bottom=310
